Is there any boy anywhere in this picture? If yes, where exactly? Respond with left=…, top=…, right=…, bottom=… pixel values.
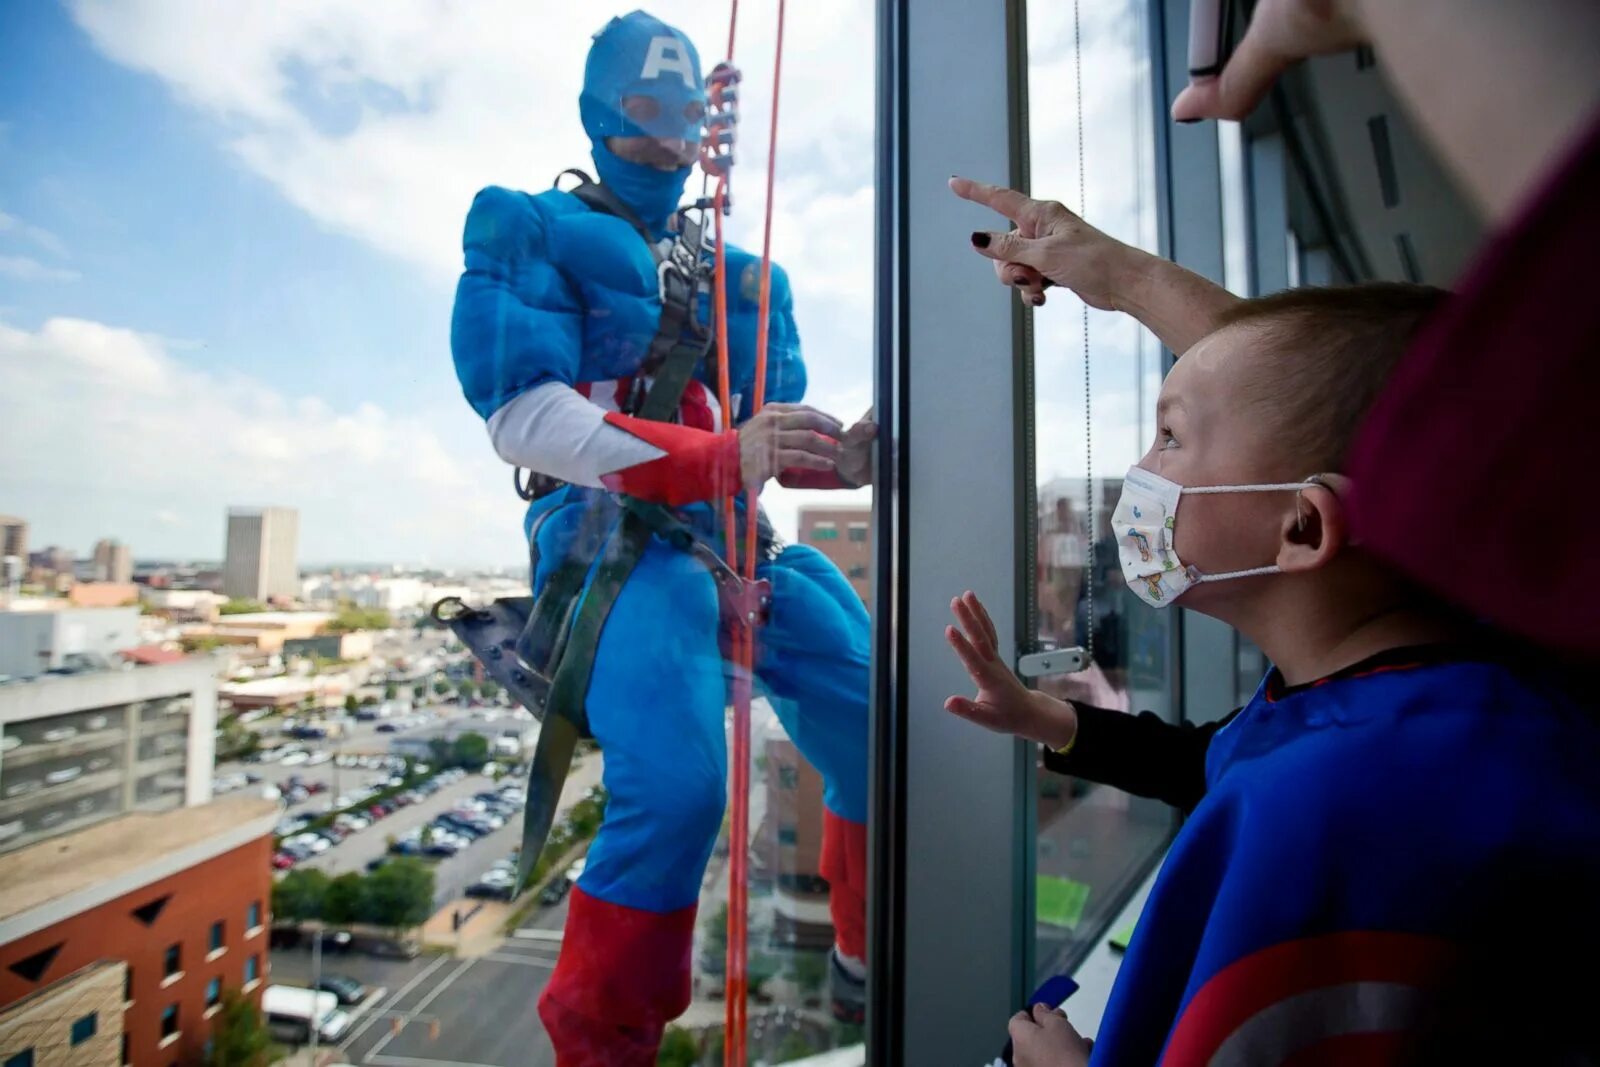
left=945, top=284, right=1600, bottom=1065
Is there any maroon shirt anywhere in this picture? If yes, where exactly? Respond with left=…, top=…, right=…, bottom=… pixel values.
left=1347, top=110, right=1600, bottom=657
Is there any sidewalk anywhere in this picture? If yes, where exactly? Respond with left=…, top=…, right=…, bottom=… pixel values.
left=420, top=897, right=512, bottom=957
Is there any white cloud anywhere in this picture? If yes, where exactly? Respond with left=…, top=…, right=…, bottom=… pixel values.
left=0, top=317, right=524, bottom=566
left=0, top=255, right=80, bottom=283
left=0, top=209, right=71, bottom=260
left=62, top=0, right=879, bottom=547
left=47, top=0, right=1169, bottom=555
left=65, top=0, right=875, bottom=302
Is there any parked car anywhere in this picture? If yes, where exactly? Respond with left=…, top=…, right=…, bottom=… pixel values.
left=539, top=875, right=573, bottom=906
left=466, top=877, right=515, bottom=901
left=271, top=851, right=298, bottom=870
left=312, top=974, right=368, bottom=1006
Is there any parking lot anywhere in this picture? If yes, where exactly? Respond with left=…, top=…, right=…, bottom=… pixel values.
left=215, top=707, right=602, bottom=909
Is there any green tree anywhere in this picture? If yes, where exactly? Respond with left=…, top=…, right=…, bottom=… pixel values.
left=457, top=679, right=478, bottom=702
left=326, top=604, right=392, bottom=633
left=656, top=1025, right=698, bottom=1067
left=451, top=731, right=489, bottom=771
left=702, top=902, right=729, bottom=970
left=413, top=684, right=427, bottom=701
left=433, top=679, right=452, bottom=697
left=384, top=682, right=398, bottom=701
left=215, top=720, right=260, bottom=762
left=365, top=857, right=434, bottom=931
left=204, top=988, right=275, bottom=1067
left=480, top=679, right=501, bottom=701
left=271, top=868, right=329, bottom=922
left=219, top=598, right=267, bottom=615
left=344, top=694, right=359, bottom=713
left=774, top=1031, right=818, bottom=1063
left=322, top=872, right=368, bottom=926
left=791, top=951, right=828, bottom=994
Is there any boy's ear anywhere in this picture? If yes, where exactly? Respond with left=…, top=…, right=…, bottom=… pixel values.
left=1276, top=480, right=1348, bottom=574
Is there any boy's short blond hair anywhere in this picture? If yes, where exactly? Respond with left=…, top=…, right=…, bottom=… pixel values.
left=1214, top=283, right=1449, bottom=473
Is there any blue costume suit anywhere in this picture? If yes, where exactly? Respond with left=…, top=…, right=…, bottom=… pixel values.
left=448, top=12, right=868, bottom=1064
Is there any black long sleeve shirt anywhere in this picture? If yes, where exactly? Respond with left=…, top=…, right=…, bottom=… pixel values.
left=1040, top=704, right=1239, bottom=814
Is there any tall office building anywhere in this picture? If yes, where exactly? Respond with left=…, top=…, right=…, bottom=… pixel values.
left=0, top=517, right=26, bottom=563
left=91, top=540, right=132, bottom=584
left=222, top=507, right=299, bottom=601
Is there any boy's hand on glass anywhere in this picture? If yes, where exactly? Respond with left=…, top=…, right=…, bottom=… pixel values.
left=1011, top=1003, right=1093, bottom=1067
left=944, top=591, right=1077, bottom=750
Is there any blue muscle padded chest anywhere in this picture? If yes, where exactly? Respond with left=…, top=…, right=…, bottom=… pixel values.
left=450, top=184, right=805, bottom=425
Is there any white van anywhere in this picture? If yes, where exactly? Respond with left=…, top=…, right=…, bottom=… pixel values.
left=262, top=985, right=351, bottom=1045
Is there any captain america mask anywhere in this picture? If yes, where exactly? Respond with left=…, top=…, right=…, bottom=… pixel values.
left=580, top=11, right=708, bottom=232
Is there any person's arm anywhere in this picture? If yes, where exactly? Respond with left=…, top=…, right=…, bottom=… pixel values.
left=944, top=590, right=1230, bottom=814
left=451, top=186, right=840, bottom=505
left=950, top=177, right=1239, bottom=355
left=1043, top=704, right=1237, bottom=815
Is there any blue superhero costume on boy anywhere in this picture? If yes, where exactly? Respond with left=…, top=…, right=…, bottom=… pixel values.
left=1088, top=650, right=1600, bottom=1065
left=449, top=11, right=868, bottom=1064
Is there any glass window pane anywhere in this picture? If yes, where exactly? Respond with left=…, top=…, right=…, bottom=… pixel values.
left=4, top=4, right=876, bottom=1063
left=1026, top=0, right=1177, bottom=980
left=71, top=1013, right=97, bottom=1046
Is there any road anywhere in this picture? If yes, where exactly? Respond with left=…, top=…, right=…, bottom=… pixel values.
left=271, top=892, right=571, bottom=1065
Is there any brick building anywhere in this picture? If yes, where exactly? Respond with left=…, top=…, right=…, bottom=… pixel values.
left=796, top=506, right=871, bottom=605
left=0, top=795, right=278, bottom=1066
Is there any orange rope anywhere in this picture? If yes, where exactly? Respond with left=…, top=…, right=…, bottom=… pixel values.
left=710, top=3, right=784, bottom=1062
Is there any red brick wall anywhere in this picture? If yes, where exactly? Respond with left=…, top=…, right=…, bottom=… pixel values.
left=0, top=835, right=272, bottom=1066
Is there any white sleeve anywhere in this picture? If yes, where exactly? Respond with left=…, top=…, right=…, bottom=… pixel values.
left=487, top=381, right=664, bottom=487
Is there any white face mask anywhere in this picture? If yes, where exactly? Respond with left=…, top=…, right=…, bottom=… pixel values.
left=1111, top=465, right=1321, bottom=609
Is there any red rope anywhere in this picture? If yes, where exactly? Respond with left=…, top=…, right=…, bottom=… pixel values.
left=708, top=3, right=785, bottom=1063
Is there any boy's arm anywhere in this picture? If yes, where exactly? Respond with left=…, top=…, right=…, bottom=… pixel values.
left=1043, top=705, right=1238, bottom=814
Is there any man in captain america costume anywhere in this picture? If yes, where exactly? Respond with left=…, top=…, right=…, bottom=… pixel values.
left=449, top=10, right=872, bottom=1064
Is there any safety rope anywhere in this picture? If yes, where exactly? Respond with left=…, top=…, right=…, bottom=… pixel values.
left=700, top=0, right=790, bottom=1061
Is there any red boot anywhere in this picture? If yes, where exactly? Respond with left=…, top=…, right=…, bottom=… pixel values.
left=821, top=809, right=868, bottom=1023
left=538, top=887, right=698, bottom=1066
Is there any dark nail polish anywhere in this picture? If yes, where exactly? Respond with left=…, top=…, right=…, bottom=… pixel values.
left=1176, top=117, right=1201, bottom=125
left=970, top=231, right=990, bottom=249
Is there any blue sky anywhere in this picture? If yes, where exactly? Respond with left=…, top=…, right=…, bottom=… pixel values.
left=0, top=0, right=1155, bottom=569
left=0, top=1, right=878, bottom=568
left=0, top=2, right=444, bottom=414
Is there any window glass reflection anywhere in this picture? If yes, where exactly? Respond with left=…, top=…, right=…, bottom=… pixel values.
left=1026, top=0, right=1177, bottom=979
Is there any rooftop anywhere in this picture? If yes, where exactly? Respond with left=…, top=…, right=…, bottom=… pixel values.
left=211, top=611, right=331, bottom=628
left=0, top=793, right=279, bottom=926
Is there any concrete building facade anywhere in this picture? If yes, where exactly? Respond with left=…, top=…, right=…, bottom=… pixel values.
left=222, top=508, right=299, bottom=601
left=0, top=661, right=217, bottom=855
